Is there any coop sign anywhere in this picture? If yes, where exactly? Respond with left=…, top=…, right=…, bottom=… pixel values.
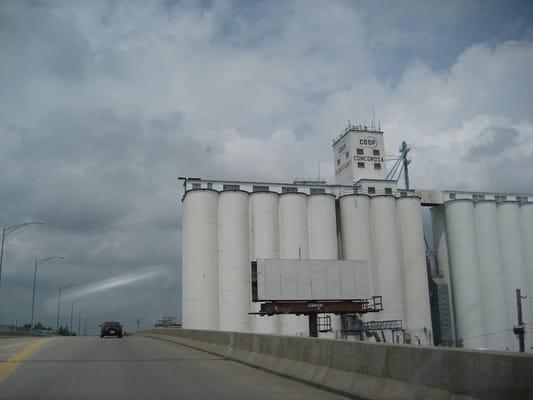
left=359, top=136, right=377, bottom=148
left=335, top=159, right=351, bottom=175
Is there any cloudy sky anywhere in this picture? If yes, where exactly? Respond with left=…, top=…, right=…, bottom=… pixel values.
left=1, top=0, right=532, bottom=333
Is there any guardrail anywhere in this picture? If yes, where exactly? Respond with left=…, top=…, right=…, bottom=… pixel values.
left=139, top=328, right=533, bottom=400
left=0, top=325, right=55, bottom=337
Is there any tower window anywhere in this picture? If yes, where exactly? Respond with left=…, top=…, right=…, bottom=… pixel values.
left=356, top=148, right=364, bottom=155
left=374, top=163, right=382, bottom=170
left=473, top=194, right=485, bottom=201
left=345, top=151, right=349, bottom=158
left=449, top=193, right=456, bottom=200
left=253, top=185, right=269, bottom=192
left=385, top=188, right=393, bottom=194
left=207, top=182, right=213, bottom=189
left=357, top=162, right=365, bottom=168
left=373, top=149, right=380, bottom=156
left=310, top=188, right=326, bottom=194
left=495, top=195, right=507, bottom=202
left=192, top=183, right=201, bottom=189
left=337, top=158, right=340, bottom=165
left=368, top=187, right=376, bottom=194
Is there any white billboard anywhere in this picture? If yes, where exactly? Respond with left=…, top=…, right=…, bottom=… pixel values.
left=254, top=259, right=370, bottom=301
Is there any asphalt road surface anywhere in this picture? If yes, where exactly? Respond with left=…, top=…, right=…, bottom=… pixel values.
left=0, top=335, right=348, bottom=400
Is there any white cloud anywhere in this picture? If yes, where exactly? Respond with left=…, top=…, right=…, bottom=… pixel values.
left=0, top=0, right=532, bottom=328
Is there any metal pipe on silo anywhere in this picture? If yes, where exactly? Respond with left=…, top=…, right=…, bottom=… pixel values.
left=397, top=196, right=433, bottom=345
left=370, top=195, right=406, bottom=342
left=249, top=192, right=281, bottom=334
left=445, top=199, right=486, bottom=349
left=218, top=191, right=251, bottom=332
left=182, top=189, right=219, bottom=330
left=308, top=193, right=339, bottom=338
left=519, top=202, right=533, bottom=352
left=498, top=201, right=528, bottom=352
left=474, top=201, right=510, bottom=350
left=279, top=192, right=309, bottom=336
left=430, top=205, right=456, bottom=343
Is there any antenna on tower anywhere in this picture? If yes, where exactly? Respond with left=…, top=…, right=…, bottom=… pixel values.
left=372, top=106, right=376, bottom=130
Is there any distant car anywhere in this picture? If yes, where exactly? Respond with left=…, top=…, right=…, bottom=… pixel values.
left=100, top=321, right=123, bottom=338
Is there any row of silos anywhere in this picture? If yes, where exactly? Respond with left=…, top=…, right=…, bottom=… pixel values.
left=339, top=194, right=433, bottom=344
left=182, top=189, right=340, bottom=335
left=433, top=200, right=533, bottom=351
left=258, top=192, right=340, bottom=336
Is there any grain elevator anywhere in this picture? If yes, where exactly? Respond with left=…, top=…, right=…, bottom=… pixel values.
left=180, top=123, right=532, bottom=352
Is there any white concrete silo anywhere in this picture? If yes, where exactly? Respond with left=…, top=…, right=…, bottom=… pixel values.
left=498, top=201, right=528, bottom=351
left=279, top=192, right=309, bottom=336
left=308, top=194, right=338, bottom=259
left=249, top=192, right=281, bottom=334
left=182, top=189, right=219, bottom=330
left=308, top=193, right=339, bottom=338
left=339, top=194, right=374, bottom=340
left=445, top=199, right=487, bottom=349
left=474, top=201, right=510, bottom=350
left=519, top=202, right=533, bottom=352
left=339, top=194, right=374, bottom=292
left=370, top=195, right=406, bottom=343
left=218, top=191, right=251, bottom=332
left=396, top=196, right=433, bottom=345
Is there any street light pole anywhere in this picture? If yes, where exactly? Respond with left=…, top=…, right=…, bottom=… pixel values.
left=70, top=300, right=82, bottom=335
left=0, top=222, right=44, bottom=292
left=70, top=303, right=75, bottom=334
left=78, top=310, right=84, bottom=336
left=0, top=229, right=5, bottom=288
left=30, top=256, right=64, bottom=336
left=57, top=285, right=74, bottom=332
left=30, top=261, right=38, bottom=335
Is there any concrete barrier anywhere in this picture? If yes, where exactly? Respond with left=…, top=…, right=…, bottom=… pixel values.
left=139, top=329, right=533, bottom=400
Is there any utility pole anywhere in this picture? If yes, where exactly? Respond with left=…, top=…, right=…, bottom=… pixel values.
left=513, top=288, right=526, bottom=353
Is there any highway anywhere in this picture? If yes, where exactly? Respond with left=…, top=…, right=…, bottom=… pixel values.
left=0, top=335, right=348, bottom=400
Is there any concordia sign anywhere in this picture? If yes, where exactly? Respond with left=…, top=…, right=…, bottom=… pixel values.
left=354, top=155, right=382, bottom=162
